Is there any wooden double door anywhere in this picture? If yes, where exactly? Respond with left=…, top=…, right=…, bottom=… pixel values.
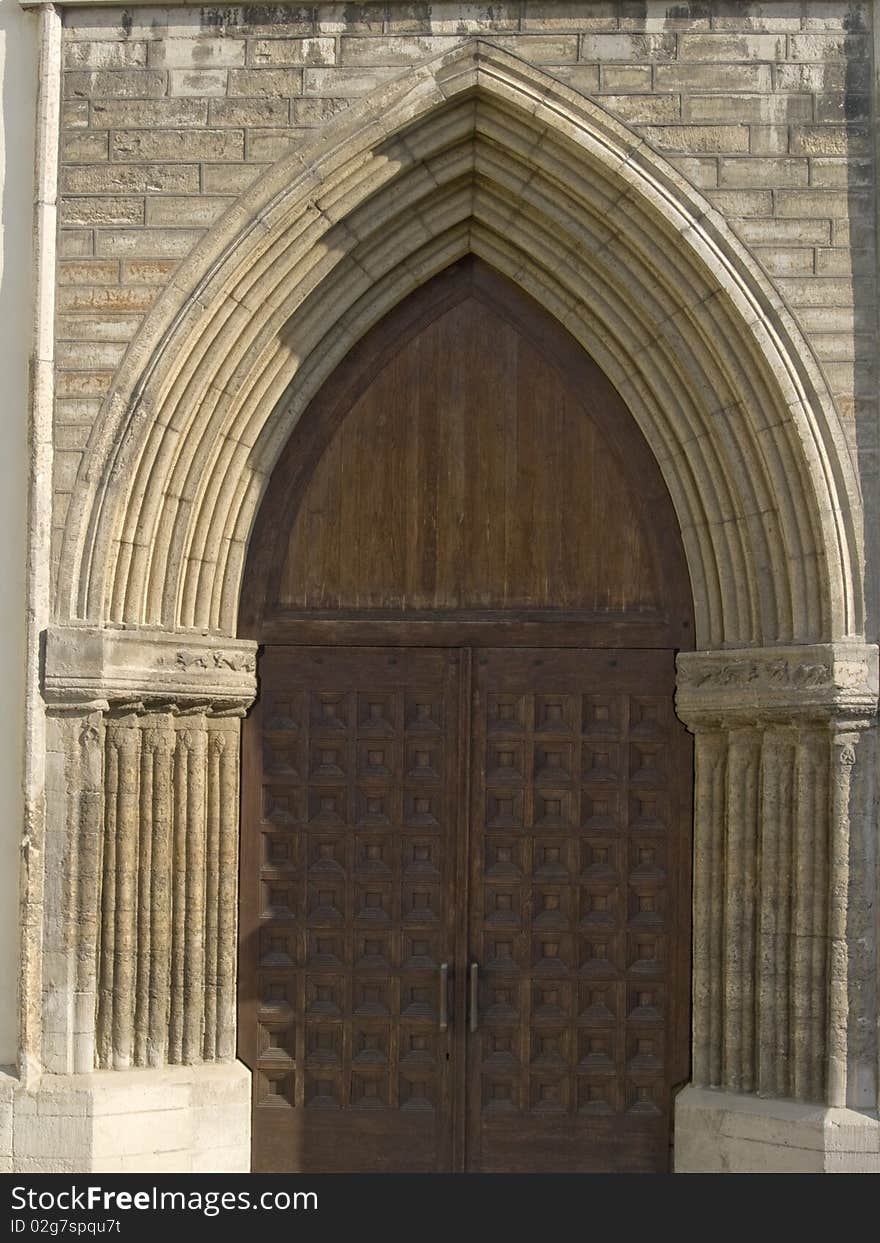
left=240, top=643, right=691, bottom=1173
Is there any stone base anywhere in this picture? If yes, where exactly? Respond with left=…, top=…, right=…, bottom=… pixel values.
left=4, top=1062, right=251, bottom=1173
left=674, top=1085, right=880, bottom=1173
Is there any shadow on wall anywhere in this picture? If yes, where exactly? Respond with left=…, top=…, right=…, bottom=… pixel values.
left=0, top=0, right=36, bottom=1070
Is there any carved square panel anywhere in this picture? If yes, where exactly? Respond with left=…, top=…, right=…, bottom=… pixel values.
left=580, top=790, right=620, bottom=833
left=401, top=932, right=437, bottom=969
left=305, top=976, right=343, bottom=1018
left=627, top=887, right=665, bottom=930
left=353, top=1025, right=390, bottom=1066
left=353, top=836, right=393, bottom=877
left=354, top=932, right=393, bottom=970
left=353, top=979, right=391, bottom=1017
left=484, top=886, right=521, bottom=927
left=626, top=933, right=666, bottom=976
left=625, top=1079, right=663, bottom=1116
left=258, top=1021, right=295, bottom=1065
left=529, top=1076, right=568, bottom=1114
left=629, top=697, right=668, bottom=739
left=532, top=791, right=573, bottom=830
left=482, top=1028, right=518, bottom=1066
left=309, top=742, right=348, bottom=781
left=307, top=881, right=345, bottom=924
left=579, top=839, right=619, bottom=881
left=404, top=790, right=442, bottom=829
left=305, top=931, right=344, bottom=969
left=484, top=980, right=520, bottom=1022
left=305, top=1025, right=342, bottom=1068
left=404, top=693, right=443, bottom=733
left=530, top=1028, right=569, bottom=1069
left=257, top=1068, right=294, bottom=1108
left=399, top=1074, right=435, bottom=1112
left=486, top=741, right=526, bottom=785
left=261, top=881, right=296, bottom=921
left=578, top=982, right=618, bottom=1026
left=579, top=933, right=621, bottom=977
left=354, top=885, right=392, bottom=925
left=534, top=694, right=577, bottom=735
left=260, top=974, right=295, bottom=1018
left=402, top=884, right=440, bottom=925
left=533, top=742, right=574, bottom=785
left=485, top=837, right=525, bottom=879
left=482, top=1077, right=519, bottom=1113
left=263, top=739, right=302, bottom=780
left=400, top=981, right=434, bottom=1020
left=630, top=742, right=667, bottom=787
left=259, top=929, right=296, bottom=968
left=405, top=740, right=443, bottom=781
left=578, top=886, right=619, bottom=929
left=581, top=743, right=621, bottom=784
left=307, top=788, right=349, bottom=826
left=629, top=792, right=668, bottom=833
left=531, top=886, right=568, bottom=929
left=531, top=933, right=572, bottom=973
left=628, top=839, right=667, bottom=882
left=582, top=695, right=624, bottom=740
left=577, top=1076, right=619, bottom=1115
left=357, top=692, right=397, bottom=736
left=532, top=841, right=570, bottom=880
left=263, top=693, right=304, bottom=732
left=626, top=1030, right=664, bottom=1073
left=357, top=740, right=394, bottom=780
left=577, top=1029, right=616, bottom=1072
left=400, top=1030, right=436, bottom=1066
left=355, top=789, right=395, bottom=828
left=530, top=981, right=571, bottom=1024
left=483, top=934, right=523, bottom=972
left=309, top=692, right=350, bottom=734
left=261, top=831, right=297, bottom=871
left=304, top=1073, right=341, bottom=1110
left=402, top=838, right=441, bottom=877
left=307, top=834, right=346, bottom=875
left=486, top=790, right=523, bottom=829
left=262, top=789, right=302, bottom=826
left=626, top=984, right=664, bottom=1024
left=487, top=693, right=527, bottom=735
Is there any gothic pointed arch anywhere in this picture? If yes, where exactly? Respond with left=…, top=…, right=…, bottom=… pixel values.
left=55, top=38, right=864, bottom=650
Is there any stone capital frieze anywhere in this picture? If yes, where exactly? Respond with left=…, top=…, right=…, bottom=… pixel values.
left=43, top=625, right=258, bottom=711
left=675, top=642, right=879, bottom=728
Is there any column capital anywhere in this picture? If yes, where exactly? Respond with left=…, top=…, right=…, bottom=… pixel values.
left=43, top=624, right=258, bottom=712
left=676, top=642, right=878, bottom=729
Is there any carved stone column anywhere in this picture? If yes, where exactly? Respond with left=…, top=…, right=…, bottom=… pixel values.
left=22, top=626, right=258, bottom=1173
left=674, top=643, right=880, bottom=1173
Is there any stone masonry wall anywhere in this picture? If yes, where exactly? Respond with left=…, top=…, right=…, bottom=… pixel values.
left=53, top=1, right=878, bottom=630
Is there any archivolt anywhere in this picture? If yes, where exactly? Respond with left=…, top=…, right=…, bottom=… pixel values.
left=57, top=40, right=863, bottom=648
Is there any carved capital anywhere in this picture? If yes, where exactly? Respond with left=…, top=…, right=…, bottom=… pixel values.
left=43, top=624, right=257, bottom=711
left=676, top=643, right=878, bottom=729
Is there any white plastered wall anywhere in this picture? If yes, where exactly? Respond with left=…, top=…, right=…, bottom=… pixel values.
left=0, top=0, right=35, bottom=1070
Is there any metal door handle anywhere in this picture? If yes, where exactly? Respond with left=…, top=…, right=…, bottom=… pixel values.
left=439, top=962, right=449, bottom=1031
left=469, top=962, right=479, bottom=1033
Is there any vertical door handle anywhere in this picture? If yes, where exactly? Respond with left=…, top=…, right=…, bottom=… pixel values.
left=439, top=962, right=449, bottom=1031
left=469, top=962, right=479, bottom=1033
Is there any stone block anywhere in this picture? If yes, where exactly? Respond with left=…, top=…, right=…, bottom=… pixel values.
left=718, top=157, right=808, bottom=188
left=90, top=98, right=208, bottom=129
left=62, top=132, right=110, bottom=163
left=55, top=372, right=113, bottom=398
left=14, top=1113, right=92, bottom=1161
left=145, top=197, right=232, bottom=228
left=683, top=93, right=812, bottom=123
left=58, top=231, right=95, bottom=258
left=302, top=66, right=401, bottom=96
left=814, top=94, right=870, bottom=123
left=62, top=100, right=90, bottom=129
left=209, top=98, right=291, bottom=127
left=790, top=126, right=871, bottom=156
left=56, top=314, right=143, bottom=343
left=246, top=131, right=302, bottom=162
left=708, top=188, right=773, bottom=216
left=537, top=65, right=600, bottom=94
left=63, top=164, right=201, bottom=195
left=775, top=277, right=862, bottom=308
left=641, top=125, right=750, bottom=154
left=668, top=155, right=719, bottom=189
left=599, top=64, right=652, bottom=91
left=169, top=70, right=230, bottom=98
left=788, top=33, right=870, bottom=61
left=64, top=41, right=149, bottom=70
left=59, top=197, right=145, bottom=227
left=58, top=258, right=120, bottom=285
left=316, top=3, right=384, bottom=34
left=810, top=158, right=872, bottom=189
left=521, top=4, right=618, bottom=34
left=600, top=94, right=680, bottom=123
left=65, top=70, right=169, bottom=100
left=56, top=341, right=127, bottom=371
left=776, top=189, right=865, bottom=217
left=748, top=125, right=790, bottom=155
left=477, top=34, right=580, bottom=63
left=753, top=246, right=815, bottom=276
left=202, top=164, right=266, bottom=193
left=95, top=229, right=205, bottom=259
left=57, top=286, right=160, bottom=313
left=148, top=38, right=247, bottom=69
left=293, top=96, right=352, bottom=126
left=655, top=63, right=772, bottom=92
left=711, top=4, right=803, bottom=32
left=120, top=258, right=181, bottom=284
left=677, top=33, right=787, bottom=61
left=580, top=33, right=676, bottom=61
left=249, top=37, right=336, bottom=66
left=228, top=68, right=302, bottom=97
left=110, top=129, right=245, bottom=162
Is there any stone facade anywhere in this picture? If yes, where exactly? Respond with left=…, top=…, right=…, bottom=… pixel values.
left=2, top=0, right=879, bottom=1173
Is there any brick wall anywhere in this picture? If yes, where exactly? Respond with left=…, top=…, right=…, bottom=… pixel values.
left=53, top=1, right=877, bottom=597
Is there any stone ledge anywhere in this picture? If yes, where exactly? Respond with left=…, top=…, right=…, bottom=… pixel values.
left=676, top=642, right=879, bottom=726
left=10, top=1062, right=251, bottom=1173
left=674, top=1085, right=880, bottom=1173
left=44, top=624, right=257, bottom=710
